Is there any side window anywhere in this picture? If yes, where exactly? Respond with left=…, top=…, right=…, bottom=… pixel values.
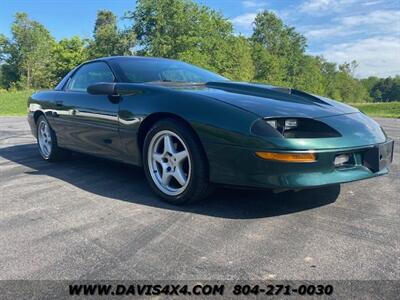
left=66, top=62, right=115, bottom=92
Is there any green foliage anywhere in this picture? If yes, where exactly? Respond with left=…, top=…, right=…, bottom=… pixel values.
left=318, top=58, right=369, bottom=102
left=292, top=55, right=325, bottom=95
left=252, top=11, right=306, bottom=56
left=0, top=11, right=136, bottom=89
left=323, top=61, right=368, bottom=103
left=0, top=2, right=397, bottom=104
left=335, top=72, right=369, bottom=103
left=130, top=0, right=253, bottom=80
left=88, top=10, right=136, bottom=58
left=51, top=36, right=88, bottom=81
left=0, top=34, right=7, bottom=61
left=349, top=102, right=400, bottom=118
left=361, top=76, right=400, bottom=102
left=0, top=90, right=33, bottom=115
left=249, top=11, right=370, bottom=102
left=1, top=13, right=56, bottom=89
left=361, top=76, right=380, bottom=92
left=251, top=11, right=306, bottom=86
left=251, top=42, right=285, bottom=85
left=224, top=36, right=255, bottom=81
left=132, top=0, right=207, bottom=58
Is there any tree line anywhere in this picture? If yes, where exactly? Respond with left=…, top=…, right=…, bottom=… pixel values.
left=0, top=0, right=398, bottom=102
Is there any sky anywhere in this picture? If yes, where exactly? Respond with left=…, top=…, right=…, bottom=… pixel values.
left=0, top=0, right=399, bottom=78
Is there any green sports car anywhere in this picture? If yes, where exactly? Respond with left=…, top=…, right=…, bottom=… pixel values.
left=27, top=56, right=394, bottom=204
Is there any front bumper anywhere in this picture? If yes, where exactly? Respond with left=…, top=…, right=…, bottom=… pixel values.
left=207, top=140, right=394, bottom=189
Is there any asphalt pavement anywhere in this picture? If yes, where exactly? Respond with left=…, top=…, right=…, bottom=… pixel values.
left=0, top=116, right=399, bottom=280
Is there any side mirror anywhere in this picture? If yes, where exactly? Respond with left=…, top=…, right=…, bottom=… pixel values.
left=87, top=82, right=116, bottom=95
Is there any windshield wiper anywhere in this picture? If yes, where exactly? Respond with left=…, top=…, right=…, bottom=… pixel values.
left=148, top=80, right=206, bottom=84
left=147, top=79, right=174, bottom=83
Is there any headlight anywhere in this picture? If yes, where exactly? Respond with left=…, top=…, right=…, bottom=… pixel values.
left=266, top=119, right=278, bottom=129
left=263, top=117, right=341, bottom=138
left=284, top=119, right=298, bottom=130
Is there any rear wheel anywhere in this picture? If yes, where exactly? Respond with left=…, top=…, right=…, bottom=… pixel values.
left=36, top=115, right=69, bottom=161
left=143, top=119, right=212, bottom=204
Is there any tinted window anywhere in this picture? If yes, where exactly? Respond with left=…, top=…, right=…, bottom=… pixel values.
left=67, top=62, right=114, bottom=92
left=117, top=59, right=227, bottom=83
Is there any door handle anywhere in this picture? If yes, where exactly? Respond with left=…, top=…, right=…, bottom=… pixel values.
left=53, top=101, right=63, bottom=117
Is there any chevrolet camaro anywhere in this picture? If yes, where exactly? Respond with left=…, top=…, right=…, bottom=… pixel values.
left=28, top=56, right=394, bottom=204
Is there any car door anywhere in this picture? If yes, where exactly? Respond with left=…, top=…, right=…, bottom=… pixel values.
left=52, top=61, right=122, bottom=159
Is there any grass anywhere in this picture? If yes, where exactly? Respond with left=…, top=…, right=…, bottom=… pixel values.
left=0, top=90, right=33, bottom=116
left=0, top=90, right=399, bottom=118
left=349, top=102, right=400, bottom=118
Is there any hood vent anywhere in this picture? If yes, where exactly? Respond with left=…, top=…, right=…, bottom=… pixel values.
left=206, top=81, right=331, bottom=106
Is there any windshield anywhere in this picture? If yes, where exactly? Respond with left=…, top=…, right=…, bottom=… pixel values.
left=116, top=58, right=227, bottom=84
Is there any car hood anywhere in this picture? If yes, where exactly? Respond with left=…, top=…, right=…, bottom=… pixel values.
left=172, top=81, right=359, bottom=119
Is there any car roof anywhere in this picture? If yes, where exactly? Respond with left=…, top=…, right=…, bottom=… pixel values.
left=89, top=56, right=178, bottom=63
left=54, top=56, right=179, bottom=90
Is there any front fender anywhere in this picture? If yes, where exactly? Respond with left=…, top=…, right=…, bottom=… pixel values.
left=117, top=85, right=262, bottom=165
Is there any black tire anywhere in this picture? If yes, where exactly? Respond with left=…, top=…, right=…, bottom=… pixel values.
left=36, top=115, right=70, bottom=161
left=143, top=118, right=213, bottom=205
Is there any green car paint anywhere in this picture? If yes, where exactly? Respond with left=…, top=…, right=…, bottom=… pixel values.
left=27, top=56, right=394, bottom=190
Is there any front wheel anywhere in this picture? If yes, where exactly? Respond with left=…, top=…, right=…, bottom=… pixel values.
left=143, top=119, right=212, bottom=205
left=36, top=115, right=69, bottom=161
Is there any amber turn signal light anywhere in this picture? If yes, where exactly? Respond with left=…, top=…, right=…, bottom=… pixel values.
left=255, top=151, right=317, bottom=163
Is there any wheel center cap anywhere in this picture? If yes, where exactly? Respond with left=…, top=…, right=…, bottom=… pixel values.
left=164, top=154, right=175, bottom=167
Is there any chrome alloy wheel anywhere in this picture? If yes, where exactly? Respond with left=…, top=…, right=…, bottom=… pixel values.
left=147, top=130, right=191, bottom=196
left=38, top=120, right=52, bottom=159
